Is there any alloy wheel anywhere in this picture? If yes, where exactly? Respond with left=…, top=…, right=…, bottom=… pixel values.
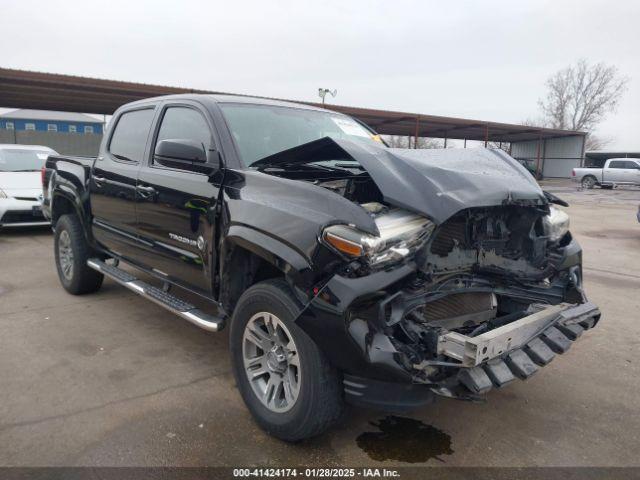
left=58, top=230, right=74, bottom=281
left=582, top=177, right=595, bottom=189
left=242, top=312, right=301, bottom=413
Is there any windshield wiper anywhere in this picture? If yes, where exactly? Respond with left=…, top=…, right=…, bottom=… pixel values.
left=332, top=162, right=365, bottom=169
left=11, top=169, right=41, bottom=172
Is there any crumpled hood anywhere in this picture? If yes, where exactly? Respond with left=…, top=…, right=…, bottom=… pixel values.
left=254, top=138, right=547, bottom=224
left=353, top=144, right=547, bottom=223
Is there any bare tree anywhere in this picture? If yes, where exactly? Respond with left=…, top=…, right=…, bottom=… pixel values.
left=484, top=141, right=510, bottom=152
left=538, top=59, right=628, bottom=133
left=585, top=134, right=613, bottom=151
left=384, top=135, right=411, bottom=148
left=384, top=135, right=448, bottom=149
left=521, top=117, right=545, bottom=128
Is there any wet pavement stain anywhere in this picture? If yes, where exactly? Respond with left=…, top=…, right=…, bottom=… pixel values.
left=582, top=228, right=640, bottom=240
left=356, top=416, right=453, bottom=463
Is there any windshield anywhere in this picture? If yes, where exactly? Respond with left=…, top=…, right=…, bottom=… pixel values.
left=0, top=149, right=52, bottom=172
left=219, top=103, right=383, bottom=167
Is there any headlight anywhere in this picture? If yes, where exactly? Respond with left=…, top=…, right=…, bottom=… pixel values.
left=323, top=209, right=435, bottom=266
left=0, top=188, right=8, bottom=199
left=543, top=206, right=570, bottom=242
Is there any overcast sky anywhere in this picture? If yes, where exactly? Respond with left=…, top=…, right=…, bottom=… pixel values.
left=1, top=0, right=638, bottom=149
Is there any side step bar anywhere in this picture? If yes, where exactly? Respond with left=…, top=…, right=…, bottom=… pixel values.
left=87, top=258, right=225, bottom=332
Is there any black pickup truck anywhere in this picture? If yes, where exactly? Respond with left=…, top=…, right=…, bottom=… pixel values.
left=42, top=94, right=600, bottom=441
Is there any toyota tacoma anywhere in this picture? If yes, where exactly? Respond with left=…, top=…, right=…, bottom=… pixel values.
left=42, top=94, right=600, bottom=441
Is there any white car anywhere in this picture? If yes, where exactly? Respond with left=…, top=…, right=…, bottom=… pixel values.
left=0, top=144, right=57, bottom=228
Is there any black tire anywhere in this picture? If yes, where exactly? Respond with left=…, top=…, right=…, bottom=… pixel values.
left=581, top=175, right=597, bottom=189
left=54, top=214, right=104, bottom=295
left=229, top=279, right=343, bottom=441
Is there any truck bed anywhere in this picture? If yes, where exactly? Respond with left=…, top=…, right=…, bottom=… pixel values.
left=47, top=154, right=96, bottom=167
left=42, top=155, right=97, bottom=221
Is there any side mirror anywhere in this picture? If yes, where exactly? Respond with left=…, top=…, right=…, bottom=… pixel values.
left=154, top=139, right=221, bottom=175
left=155, top=138, right=207, bottom=164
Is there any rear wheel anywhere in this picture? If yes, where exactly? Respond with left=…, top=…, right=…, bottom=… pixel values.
left=230, top=279, right=343, bottom=441
left=54, top=214, right=104, bottom=295
left=581, top=176, right=597, bottom=189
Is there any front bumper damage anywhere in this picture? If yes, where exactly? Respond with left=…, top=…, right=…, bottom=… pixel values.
left=434, top=301, right=600, bottom=396
left=295, top=252, right=600, bottom=408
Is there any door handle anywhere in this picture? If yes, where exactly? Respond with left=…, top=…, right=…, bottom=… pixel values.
left=92, top=175, right=106, bottom=186
left=137, top=185, right=157, bottom=198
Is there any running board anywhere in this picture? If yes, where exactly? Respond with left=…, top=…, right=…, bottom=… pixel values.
left=87, top=258, right=225, bottom=332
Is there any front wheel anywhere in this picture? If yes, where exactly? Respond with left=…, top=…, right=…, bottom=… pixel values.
left=54, top=214, right=104, bottom=295
left=229, top=279, right=343, bottom=441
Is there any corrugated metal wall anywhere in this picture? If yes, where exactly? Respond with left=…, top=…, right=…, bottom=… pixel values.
left=511, top=135, right=585, bottom=178
left=510, top=139, right=539, bottom=159
left=0, top=119, right=104, bottom=134
left=0, top=130, right=102, bottom=156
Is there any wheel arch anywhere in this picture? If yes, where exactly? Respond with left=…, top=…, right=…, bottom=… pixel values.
left=51, top=188, right=81, bottom=224
left=219, top=225, right=313, bottom=312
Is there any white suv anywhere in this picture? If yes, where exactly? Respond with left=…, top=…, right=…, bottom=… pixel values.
left=0, top=144, right=57, bottom=228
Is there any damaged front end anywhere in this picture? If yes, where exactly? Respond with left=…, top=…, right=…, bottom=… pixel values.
left=307, top=203, right=600, bottom=405
left=256, top=139, right=600, bottom=407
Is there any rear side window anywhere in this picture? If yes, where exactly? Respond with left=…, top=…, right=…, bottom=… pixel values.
left=109, top=109, right=155, bottom=162
left=155, top=107, right=211, bottom=151
left=608, top=161, right=625, bottom=169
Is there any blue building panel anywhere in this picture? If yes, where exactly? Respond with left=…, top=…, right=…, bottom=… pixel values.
left=0, top=118, right=103, bottom=134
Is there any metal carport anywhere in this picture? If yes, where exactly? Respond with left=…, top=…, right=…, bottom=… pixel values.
left=0, top=67, right=586, bottom=177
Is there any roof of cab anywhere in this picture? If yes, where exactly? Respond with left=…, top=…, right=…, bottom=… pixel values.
left=119, top=93, right=334, bottom=114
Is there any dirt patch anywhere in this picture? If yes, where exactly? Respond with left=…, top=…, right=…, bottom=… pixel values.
left=67, top=342, right=107, bottom=357
left=585, top=270, right=640, bottom=290
left=0, top=284, right=13, bottom=297
left=107, top=369, right=135, bottom=382
left=581, top=229, right=640, bottom=240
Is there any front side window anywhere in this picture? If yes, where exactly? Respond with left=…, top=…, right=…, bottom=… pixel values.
left=25, top=123, right=35, bottom=131
left=155, top=106, right=211, bottom=153
left=0, top=149, right=52, bottom=172
left=108, top=109, right=155, bottom=163
left=219, top=103, right=381, bottom=167
left=624, top=161, right=640, bottom=169
left=48, top=124, right=57, bottom=132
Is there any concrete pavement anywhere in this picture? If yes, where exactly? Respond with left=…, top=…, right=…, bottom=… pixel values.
left=1, top=183, right=639, bottom=467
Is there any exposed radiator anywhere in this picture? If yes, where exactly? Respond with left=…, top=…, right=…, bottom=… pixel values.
left=417, top=292, right=497, bottom=329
